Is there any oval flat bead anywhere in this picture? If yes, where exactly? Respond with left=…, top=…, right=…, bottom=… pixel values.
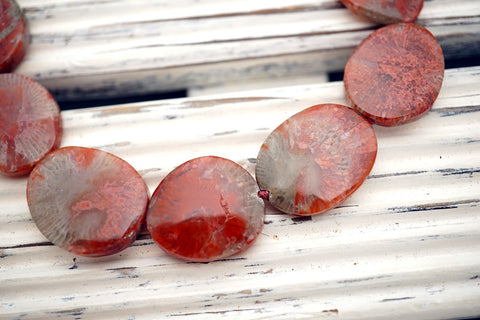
left=27, top=147, right=149, bottom=257
left=0, top=0, right=29, bottom=72
left=0, top=74, right=62, bottom=176
left=340, top=0, right=423, bottom=24
left=256, top=104, right=377, bottom=216
left=344, top=23, right=444, bottom=126
left=147, top=156, right=265, bottom=262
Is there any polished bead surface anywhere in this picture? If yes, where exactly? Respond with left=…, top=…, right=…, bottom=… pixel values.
left=27, top=147, right=149, bottom=257
left=147, top=156, right=265, bottom=262
left=256, top=104, right=377, bottom=216
left=344, top=23, right=444, bottom=126
left=340, top=0, right=423, bottom=24
left=0, top=0, right=28, bottom=72
left=0, top=74, right=62, bottom=176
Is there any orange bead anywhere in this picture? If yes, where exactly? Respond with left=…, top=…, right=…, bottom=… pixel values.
left=27, top=147, right=149, bottom=257
left=340, top=0, right=424, bottom=24
left=344, top=23, right=444, bottom=126
left=0, top=74, right=62, bottom=176
left=147, top=156, right=265, bottom=262
left=0, top=0, right=29, bottom=72
left=256, top=104, right=377, bottom=216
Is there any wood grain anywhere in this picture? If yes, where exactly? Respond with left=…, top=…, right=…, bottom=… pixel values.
left=13, top=0, right=480, bottom=100
left=1, top=66, right=479, bottom=319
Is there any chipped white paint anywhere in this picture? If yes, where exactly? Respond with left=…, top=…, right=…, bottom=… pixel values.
left=0, top=66, right=479, bottom=319
left=12, top=0, right=480, bottom=100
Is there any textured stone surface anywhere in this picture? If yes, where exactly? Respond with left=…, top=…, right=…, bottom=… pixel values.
left=340, top=0, right=423, bottom=24
left=0, top=74, right=61, bottom=176
left=27, top=147, right=149, bottom=257
left=0, top=0, right=28, bottom=72
left=256, top=104, right=377, bottom=216
left=147, top=156, right=265, bottom=262
left=344, top=23, right=444, bottom=126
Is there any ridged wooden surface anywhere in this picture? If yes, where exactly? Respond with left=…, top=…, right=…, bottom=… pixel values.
left=14, top=0, right=480, bottom=100
left=1, top=66, right=479, bottom=319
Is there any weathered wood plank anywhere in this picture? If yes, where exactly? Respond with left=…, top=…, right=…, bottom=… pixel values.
left=0, top=66, right=479, bottom=319
left=13, top=0, right=480, bottom=100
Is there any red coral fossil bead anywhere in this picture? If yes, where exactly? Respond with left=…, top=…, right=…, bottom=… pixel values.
left=344, top=23, right=444, bottom=126
left=340, top=0, right=424, bottom=25
left=0, top=0, right=29, bottom=72
left=255, top=104, right=377, bottom=216
left=0, top=74, right=62, bottom=176
left=27, top=147, right=149, bottom=257
left=147, top=156, right=265, bottom=262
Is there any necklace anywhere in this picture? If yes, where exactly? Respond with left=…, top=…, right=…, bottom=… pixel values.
left=1, top=0, right=445, bottom=262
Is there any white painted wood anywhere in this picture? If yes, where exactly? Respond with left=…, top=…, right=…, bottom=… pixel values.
left=188, top=74, right=329, bottom=97
left=12, top=0, right=480, bottom=100
left=1, top=66, right=479, bottom=319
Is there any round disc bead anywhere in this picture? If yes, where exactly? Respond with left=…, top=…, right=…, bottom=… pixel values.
left=0, top=0, right=29, bottom=72
left=344, top=23, right=444, bottom=126
left=147, top=156, right=265, bottom=262
left=27, top=147, right=149, bottom=257
left=340, top=0, right=424, bottom=25
left=0, top=74, right=62, bottom=176
left=256, top=104, right=377, bottom=216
